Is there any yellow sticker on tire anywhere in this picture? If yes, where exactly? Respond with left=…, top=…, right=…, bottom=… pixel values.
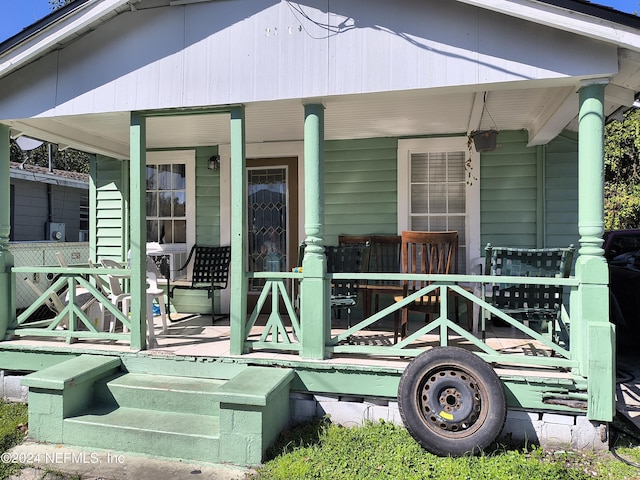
left=439, top=411, right=454, bottom=420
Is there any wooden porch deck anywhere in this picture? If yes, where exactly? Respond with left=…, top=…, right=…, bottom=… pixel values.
left=4, top=312, right=572, bottom=376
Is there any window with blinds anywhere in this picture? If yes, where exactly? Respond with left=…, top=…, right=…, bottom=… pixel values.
left=409, top=150, right=467, bottom=272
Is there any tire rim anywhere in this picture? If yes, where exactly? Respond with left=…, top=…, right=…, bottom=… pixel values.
left=417, top=367, right=486, bottom=437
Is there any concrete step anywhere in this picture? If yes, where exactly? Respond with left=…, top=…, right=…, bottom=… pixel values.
left=102, top=373, right=225, bottom=416
left=64, top=406, right=220, bottom=463
left=25, top=359, right=295, bottom=466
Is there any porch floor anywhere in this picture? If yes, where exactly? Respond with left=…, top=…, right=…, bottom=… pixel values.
left=6, top=312, right=571, bottom=377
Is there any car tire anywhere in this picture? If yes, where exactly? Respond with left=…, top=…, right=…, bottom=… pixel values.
left=398, top=346, right=507, bottom=456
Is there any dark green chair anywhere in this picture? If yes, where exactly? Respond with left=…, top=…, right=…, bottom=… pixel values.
left=484, top=244, right=575, bottom=345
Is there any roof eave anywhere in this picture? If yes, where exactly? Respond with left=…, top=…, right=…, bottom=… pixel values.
left=455, top=0, right=640, bottom=52
left=0, top=0, right=135, bottom=81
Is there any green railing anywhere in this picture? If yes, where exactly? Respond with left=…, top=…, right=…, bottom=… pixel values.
left=11, top=266, right=131, bottom=343
left=10, top=265, right=580, bottom=371
left=245, top=271, right=579, bottom=369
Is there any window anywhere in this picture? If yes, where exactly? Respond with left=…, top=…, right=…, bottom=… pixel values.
left=79, top=192, right=89, bottom=242
left=145, top=151, right=195, bottom=246
left=398, top=138, right=480, bottom=273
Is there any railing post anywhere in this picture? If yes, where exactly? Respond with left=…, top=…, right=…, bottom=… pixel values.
left=0, top=124, right=15, bottom=340
left=574, top=79, right=615, bottom=422
left=300, top=103, right=329, bottom=360
left=229, top=106, right=248, bottom=355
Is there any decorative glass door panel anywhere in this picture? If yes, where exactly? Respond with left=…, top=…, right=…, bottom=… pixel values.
left=247, top=167, right=288, bottom=291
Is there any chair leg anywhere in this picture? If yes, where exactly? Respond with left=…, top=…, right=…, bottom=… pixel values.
left=157, top=295, right=168, bottom=334
left=393, top=310, right=399, bottom=344
left=363, top=290, right=371, bottom=319
left=401, top=308, right=409, bottom=339
left=214, top=290, right=216, bottom=325
left=210, top=289, right=228, bottom=323
left=146, top=297, right=157, bottom=348
left=122, top=298, right=130, bottom=333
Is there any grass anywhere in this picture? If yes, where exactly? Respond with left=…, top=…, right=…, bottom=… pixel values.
left=2, top=403, right=640, bottom=479
left=252, top=418, right=640, bottom=480
left=0, top=402, right=28, bottom=479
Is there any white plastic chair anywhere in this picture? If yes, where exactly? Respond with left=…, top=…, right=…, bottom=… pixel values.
left=100, top=259, right=132, bottom=333
left=101, top=258, right=168, bottom=347
left=23, top=277, right=97, bottom=330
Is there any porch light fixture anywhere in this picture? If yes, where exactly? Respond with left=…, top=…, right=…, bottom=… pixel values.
left=208, top=155, right=220, bottom=171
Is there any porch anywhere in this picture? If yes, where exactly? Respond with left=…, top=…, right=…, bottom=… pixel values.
left=4, top=262, right=608, bottom=464
left=6, top=261, right=584, bottom=406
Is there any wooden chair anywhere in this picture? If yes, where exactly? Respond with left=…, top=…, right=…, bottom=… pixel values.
left=338, top=235, right=373, bottom=246
left=363, top=235, right=402, bottom=318
left=169, top=245, right=231, bottom=322
left=338, top=235, right=373, bottom=317
left=325, top=243, right=371, bottom=328
left=393, top=231, right=458, bottom=343
left=483, top=244, right=575, bottom=344
left=296, top=242, right=371, bottom=327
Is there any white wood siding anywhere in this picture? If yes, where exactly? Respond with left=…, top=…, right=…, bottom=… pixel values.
left=0, top=0, right=618, bottom=119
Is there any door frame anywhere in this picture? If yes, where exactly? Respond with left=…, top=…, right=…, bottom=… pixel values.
left=219, top=141, right=304, bottom=310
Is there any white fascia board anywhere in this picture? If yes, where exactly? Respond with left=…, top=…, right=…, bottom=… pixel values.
left=455, top=0, right=640, bottom=52
left=0, top=0, right=133, bottom=80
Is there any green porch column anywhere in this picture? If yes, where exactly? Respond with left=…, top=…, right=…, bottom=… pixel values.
left=0, top=124, right=15, bottom=340
left=574, top=80, right=615, bottom=422
left=129, top=113, right=147, bottom=350
left=229, top=106, right=248, bottom=355
left=300, top=103, right=329, bottom=360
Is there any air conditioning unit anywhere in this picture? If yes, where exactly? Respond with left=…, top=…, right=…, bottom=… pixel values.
left=46, top=222, right=66, bottom=242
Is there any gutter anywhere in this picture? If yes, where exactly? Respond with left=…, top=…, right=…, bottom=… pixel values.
left=0, top=0, right=94, bottom=54
left=9, top=168, right=89, bottom=190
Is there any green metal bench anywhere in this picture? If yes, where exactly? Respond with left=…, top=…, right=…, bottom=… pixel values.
left=484, top=244, right=575, bottom=344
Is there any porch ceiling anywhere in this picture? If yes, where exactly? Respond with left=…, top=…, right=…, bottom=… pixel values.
left=8, top=82, right=623, bottom=159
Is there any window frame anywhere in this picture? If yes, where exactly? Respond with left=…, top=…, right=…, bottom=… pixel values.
left=397, top=137, right=480, bottom=273
left=145, top=150, right=196, bottom=251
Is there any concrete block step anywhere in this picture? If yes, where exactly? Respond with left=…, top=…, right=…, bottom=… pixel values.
left=64, top=407, right=220, bottom=463
left=103, top=373, right=225, bottom=416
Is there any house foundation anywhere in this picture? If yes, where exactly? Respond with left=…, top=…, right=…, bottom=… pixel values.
left=289, top=392, right=609, bottom=452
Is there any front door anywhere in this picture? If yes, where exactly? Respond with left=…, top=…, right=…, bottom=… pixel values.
left=246, top=158, right=299, bottom=295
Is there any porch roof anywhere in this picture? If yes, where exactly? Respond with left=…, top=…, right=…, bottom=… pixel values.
left=0, top=0, right=639, bottom=158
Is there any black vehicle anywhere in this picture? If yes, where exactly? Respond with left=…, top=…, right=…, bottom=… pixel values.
left=604, top=230, right=640, bottom=345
